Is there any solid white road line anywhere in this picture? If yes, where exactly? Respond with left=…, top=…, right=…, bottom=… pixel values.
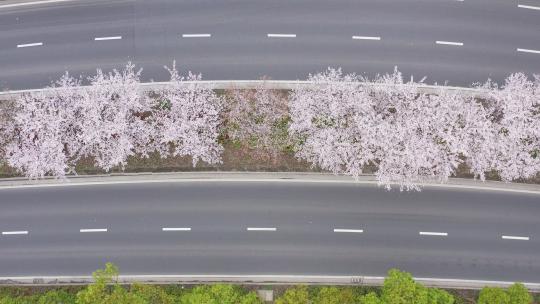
left=517, top=48, right=540, bottom=54
left=17, top=42, right=43, bottom=48
left=2, top=231, right=28, bottom=235
left=502, top=235, right=529, bottom=241
left=419, top=231, right=448, bottom=236
left=333, top=229, right=364, bottom=233
left=1, top=177, right=539, bottom=196
left=518, top=4, right=540, bottom=10
left=182, top=34, right=211, bottom=38
left=436, top=41, right=464, bottom=46
left=267, top=34, right=296, bottom=38
left=352, top=36, right=381, bottom=41
left=247, top=227, right=277, bottom=231
left=94, top=36, right=122, bottom=41
left=162, top=227, right=191, bottom=231
left=80, top=228, right=107, bottom=233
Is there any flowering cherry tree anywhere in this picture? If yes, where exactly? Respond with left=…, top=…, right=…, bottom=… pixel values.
left=289, top=68, right=378, bottom=178
left=75, top=63, right=148, bottom=171
left=478, top=73, right=540, bottom=182
left=6, top=74, right=82, bottom=178
left=290, top=67, right=539, bottom=190
left=142, top=62, right=223, bottom=166
left=368, top=69, right=497, bottom=190
left=6, top=62, right=224, bottom=178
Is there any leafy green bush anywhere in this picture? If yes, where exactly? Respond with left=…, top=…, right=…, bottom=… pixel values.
left=179, top=284, right=261, bottom=304
left=275, top=285, right=309, bottom=304
left=1, top=265, right=533, bottom=304
left=478, top=283, right=532, bottom=304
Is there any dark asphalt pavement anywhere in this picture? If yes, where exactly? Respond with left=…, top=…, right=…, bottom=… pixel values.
left=0, top=181, right=539, bottom=281
left=0, top=0, right=539, bottom=90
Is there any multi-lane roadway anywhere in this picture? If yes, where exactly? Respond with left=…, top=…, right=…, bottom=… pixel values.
left=0, top=0, right=539, bottom=90
left=1, top=180, right=539, bottom=282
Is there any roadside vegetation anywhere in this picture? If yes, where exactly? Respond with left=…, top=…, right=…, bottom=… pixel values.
left=0, top=63, right=538, bottom=190
left=0, top=263, right=534, bottom=304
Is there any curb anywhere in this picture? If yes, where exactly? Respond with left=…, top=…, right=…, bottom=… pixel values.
left=0, top=80, right=489, bottom=100
left=0, top=171, right=539, bottom=194
left=1, top=274, right=539, bottom=291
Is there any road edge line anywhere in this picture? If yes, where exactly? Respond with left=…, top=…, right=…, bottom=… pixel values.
left=0, top=274, right=539, bottom=291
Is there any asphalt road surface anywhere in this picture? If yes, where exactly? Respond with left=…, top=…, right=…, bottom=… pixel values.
left=0, top=0, right=539, bottom=90
left=0, top=181, right=539, bottom=282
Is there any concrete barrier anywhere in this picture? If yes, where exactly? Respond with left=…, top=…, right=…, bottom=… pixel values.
left=0, top=80, right=490, bottom=101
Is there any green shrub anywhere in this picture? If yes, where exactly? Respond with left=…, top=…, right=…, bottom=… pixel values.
left=381, top=269, right=428, bottom=304
left=478, top=287, right=511, bottom=304
left=275, top=286, right=309, bottom=304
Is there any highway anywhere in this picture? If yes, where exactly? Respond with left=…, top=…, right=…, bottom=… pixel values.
left=0, top=180, right=539, bottom=282
left=0, top=0, right=540, bottom=90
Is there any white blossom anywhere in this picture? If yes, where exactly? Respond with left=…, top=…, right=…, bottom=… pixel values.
left=479, top=73, right=540, bottom=181
left=290, top=67, right=539, bottom=190
left=289, top=68, right=378, bottom=178
left=77, top=62, right=147, bottom=171
left=143, top=61, right=223, bottom=166
left=6, top=73, right=82, bottom=178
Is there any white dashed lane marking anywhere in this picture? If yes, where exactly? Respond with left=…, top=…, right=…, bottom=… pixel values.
left=17, top=42, right=43, bottom=48
left=517, top=48, right=540, bottom=54
left=352, top=36, right=381, bottom=41
left=267, top=34, right=296, bottom=38
left=333, top=229, right=364, bottom=233
left=419, top=231, right=448, bottom=236
left=518, top=4, right=540, bottom=10
left=247, top=227, right=277, bottom=231
left=162, top=227, right=191, bottom=231
left=502, top=235, right=530, bottom=241
left=2, top=231, right=28, bottom=235
left=94, top=36, right=122, bottom=41
left=80, top=228, right=108, bottom=233
left=182, top=34, right=211, bottom=38
left=436, top=41, right=463, bottom=46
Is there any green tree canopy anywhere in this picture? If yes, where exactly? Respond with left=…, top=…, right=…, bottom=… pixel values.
left=427, top=288, right=454, bottom=304
left=360, top=292, right=383, bottom=304
left=313, top=286, right=357, bottom=304
left=275, top=286, right=309, bottom=304
left=478, top=287, right=511, bottom=304
left=180, top=284, right=261, bottom=304
left=507, top=283, right=532, bottom=304
left=381, top=269, right=428, bottom=304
